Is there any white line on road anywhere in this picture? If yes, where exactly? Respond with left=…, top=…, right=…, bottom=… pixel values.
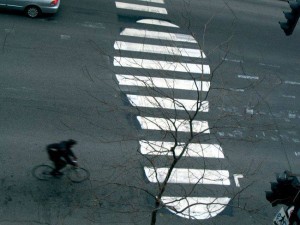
left=285, top=80, right=300, bottom=85
left=114, top=57, right=211, bottom=74
left=115, top=2, right=167, bottom=14
left=127, top=94, right=209, bottom=111
left=237, top=75, right=259, bottom=80
left=121, top=28, right=197, bottom=43
left=116, top=74, right=210, bottom=91
left=259, top=63, right=280, bottom=68
left=222, top=57, right=243, bottom=63
left=137, top=116, right=210, bottom=133
left=233, top=174, right=244, bottom=187
left=162, top=196, right=230, bottom=220
left=60, top=34, right=71, bottom=40
left=114, top=41, right=206, bottom=58
left=229, top=88, right=244, bottom=92
left=145, top=167, right=231, bottom=185
left=137, top=0, right=165, bottom=3
left=139, top=141, right=224, bottom=158
left=282, top=95, right=296, bottom=99
left=137, top=19, right=179, bottom=27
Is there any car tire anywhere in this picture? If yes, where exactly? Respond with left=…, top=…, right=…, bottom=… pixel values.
left=25, top=6, right=40, bottom=18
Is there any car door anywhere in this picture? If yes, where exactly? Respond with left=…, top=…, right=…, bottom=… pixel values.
left=0, top=0, right=6, bottom=8
left=5, top=0, right=26, bottom=9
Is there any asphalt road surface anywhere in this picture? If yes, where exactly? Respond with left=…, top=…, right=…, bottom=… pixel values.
left=0, top=0, right=299, bottom=225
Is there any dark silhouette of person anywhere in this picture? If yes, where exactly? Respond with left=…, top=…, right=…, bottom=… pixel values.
left=46, top=139, right=78, bottom=176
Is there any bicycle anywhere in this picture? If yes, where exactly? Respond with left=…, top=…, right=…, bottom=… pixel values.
left=32, top=164, right=90, bottom=183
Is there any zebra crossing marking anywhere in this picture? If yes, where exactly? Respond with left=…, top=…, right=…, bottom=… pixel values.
left=113, top=0, right=240, bottom=219
left=145, top=167, right=231, bottom=185
left=113, top=57, right=211, bottom=74
left=139, top=141, right=224, bottom=158
left=121, top=28, right=197, bottom=43
left=137, top=19, right=179, bottom=27
left=114, top=41, right=206, bottom=58
left=127, top=95, right=209, bottom=111
left=137, top=0, right=165, bottom=4
left=115, top=2, right=167, bottom=14
left=137, top=116, right=210, bottom=133
left=161, top=196, right=231, bottom=219
left=116, top=74, right=210, bottom=91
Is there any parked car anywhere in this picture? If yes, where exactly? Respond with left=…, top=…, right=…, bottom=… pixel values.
left=0, top=0, right=60, bottom=18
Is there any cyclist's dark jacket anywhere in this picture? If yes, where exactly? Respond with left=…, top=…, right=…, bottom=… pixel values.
left=47, top=141, right=76, bottom=166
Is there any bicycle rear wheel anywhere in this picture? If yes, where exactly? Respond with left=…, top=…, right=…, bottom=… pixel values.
left=32, top=165, right=53, bottom=181
left=67, top=167, right=90, bottom=183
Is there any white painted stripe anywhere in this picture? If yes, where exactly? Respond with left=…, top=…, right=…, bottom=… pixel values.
left=139, top=141, right=224, bottom=158
left=162, top=196, right=230, bottom=220
left=121, top=28, right=197, bottom=43
left=282, top=95, right=296, bottom=99
left=229, top=88, right=244, bottom=92
left=137, top=116, right=210, bottom=133
left=259, top=63, right=280, bottom=68
left=60, top=35, right=70, bottom=40
left=127, top=94, right=209, bottom=111
left=233, top=174, right=244, bottom=187
left=285, top=80, right=300, bottom=85
left=116, top=74, right=210, bottom=91
left=115, top=2, right=167, bottom=14
left=114, top=57, right=210, bottom=74
left=138, top=0, right=165, bottom=4
left=237, top=75, right=259, bottom=80
left=114, top=41, right=205, bottom=58
left=137, top=19, right=179, bottom=28
left=145, top=167, right=231, bottom=185
left=222, top=57, right=243, bottom=63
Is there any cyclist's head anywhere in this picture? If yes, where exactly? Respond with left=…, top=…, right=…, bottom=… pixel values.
left=67, top=139, right=77, bottom=146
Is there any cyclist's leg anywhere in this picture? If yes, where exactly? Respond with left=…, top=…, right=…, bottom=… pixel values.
left=56, top=159, right=67, bottom=171
left=51, top=159, right=66, bottom=175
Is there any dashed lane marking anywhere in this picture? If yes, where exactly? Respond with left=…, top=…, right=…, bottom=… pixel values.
left=237, top=74, right=259, bottom=80
left=282, top=95, right=296, bottom=99
left=60, top=34, right=71, bottom=40
left=285, top=80, right=300, bottom=85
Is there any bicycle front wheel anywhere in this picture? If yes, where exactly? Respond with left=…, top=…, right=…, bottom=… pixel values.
left=32, top=165, right=53, bottom=181
left=67, top=167, right=90, bottom=183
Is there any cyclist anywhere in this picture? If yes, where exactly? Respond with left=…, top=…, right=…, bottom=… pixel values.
left=46, top=139, right=78, bottom=176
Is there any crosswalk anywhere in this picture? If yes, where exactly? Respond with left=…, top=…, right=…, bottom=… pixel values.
left=114, top=0, right=239, bottom=220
